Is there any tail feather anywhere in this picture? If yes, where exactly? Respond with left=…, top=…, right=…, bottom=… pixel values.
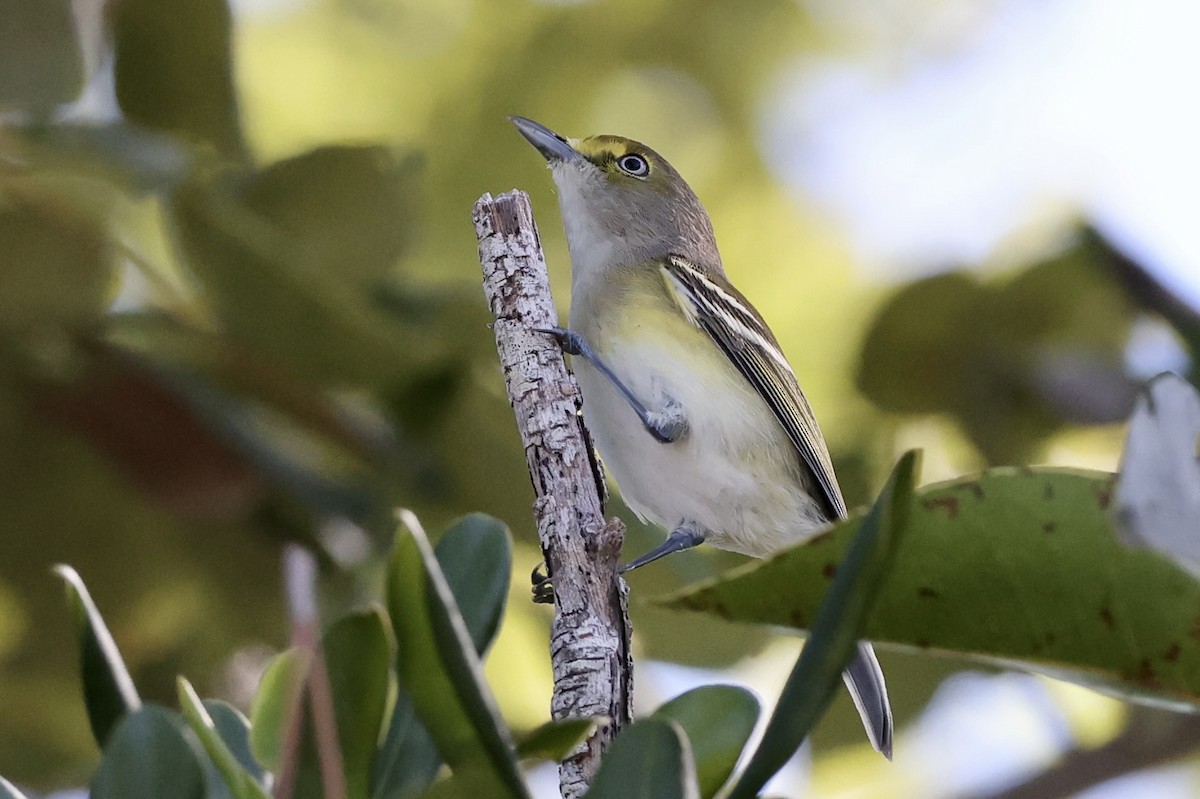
left=842, top=642, right=893, bottom=759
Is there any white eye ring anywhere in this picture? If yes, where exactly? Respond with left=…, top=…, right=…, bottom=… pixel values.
left=616, top=154, right=650, bottom=178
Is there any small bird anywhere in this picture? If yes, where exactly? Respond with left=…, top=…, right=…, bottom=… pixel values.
left=511, top=116, right=893, bottom=758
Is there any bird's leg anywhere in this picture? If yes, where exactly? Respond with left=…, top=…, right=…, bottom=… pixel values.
left=537, top=326, right=688, bottom=443
left=620, top=523, right=706, bottom=573
left=530, top=561, right=555, bottom=604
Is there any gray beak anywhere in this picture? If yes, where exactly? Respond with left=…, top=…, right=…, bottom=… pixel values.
left=509, top=116, right=583, bottom=163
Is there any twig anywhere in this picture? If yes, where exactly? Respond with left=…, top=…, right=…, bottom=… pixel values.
left=275, top=543, right=348, bottom=799
left=474, top=190, right=634, bottom=798
left=975, top=705, right=1200, bottom=799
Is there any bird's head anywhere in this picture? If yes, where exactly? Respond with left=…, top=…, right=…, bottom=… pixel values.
left=510, top=116, right=721, bottom=278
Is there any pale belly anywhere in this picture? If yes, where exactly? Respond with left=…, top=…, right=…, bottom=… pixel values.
left=570, top=322, right=830, bottom=558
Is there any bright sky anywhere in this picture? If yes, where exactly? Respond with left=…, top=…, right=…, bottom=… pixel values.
left=765, top=0, right=1200, bottom=312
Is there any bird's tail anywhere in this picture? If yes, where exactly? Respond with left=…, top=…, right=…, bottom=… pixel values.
left=843, top=642, right=893, bottom=759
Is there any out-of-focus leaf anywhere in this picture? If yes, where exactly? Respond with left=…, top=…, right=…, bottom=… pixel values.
left=515, top=718, right=601, bottom=762
left=177, top=678, right=270, bottom=799
left=583, top=719, right=699, bottom=799
left=53, top=565, right=141, bottom=747
left=0, top=776, right=29, bottom=799
left=1083, top=225, right=1200, bottom=373
left=248, top=648, right=308, bottom=773
left=724, top=451, right=916, bottom=799
left=663, top=464, right=1200, bottom=709
left=651, top=686, right=759, bottom=798
left=36, top=342, right=267, bottom=525
left=34, top=318, right=395, bottom=540
left=386, top=512, right=528, bottom=798
left=111, top=0, right=244, bottom=158
left=241, top=146, right=418, bottom=286
left=1116, top=373, right=1200, bottom=577
left=169, top=172, right=436, bottom=390
left=9, top=122, right=195, bottom=193
left=204, top=700, right=264, bottom=780
left=292, top=609, right=391, bottom=799
left=858, top=273, right=980, bottom=415
left=435, top=513, right=512, bottom=655
left=372, top=514, right=512, bottom=798
left=371, top=692, right=442, bottom=799
left=90, top=705, right=206, bottom=799
left=0, top=0, right=83, bottom=110
left=0, top=183, right=117, bottom=328
left=858, top=240, right=1138, bottom=463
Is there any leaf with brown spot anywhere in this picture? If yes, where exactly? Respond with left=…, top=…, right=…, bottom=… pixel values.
left=660, top=467, right=1200, bottom=709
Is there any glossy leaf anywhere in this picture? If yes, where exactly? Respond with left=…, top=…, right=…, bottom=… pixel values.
left=662, top=463, right=1200, bottom=709
left=372, top=514, right=511, bottom=798
left=0, top=0, right=83, bottom=109
left=111, top=0, right=244, bottom=157
left=294, top=608, right=392, bottom=799
left=248, top=648, right=309, bottom=773
left=724, top=451, right=916, bottom=798
left=0, top=776, right=29, bottom=799
left=386, top=512, right=528, bottom=797
left=90, top=705, right=206, bottom=799
left=178, top=678, right=270, bottom=799
left=651, top=686, right=759, bottom=798
left=515, top=718, right=602, bottom=762
left=583, top=719, right=699, bottom=799
left=370, top=692, right=442, bottom=799
left=435, top=513, right=512, bottom=655
left=53, top=565, right=141, bottom=747
left=204, top=700, right=265, bottom=781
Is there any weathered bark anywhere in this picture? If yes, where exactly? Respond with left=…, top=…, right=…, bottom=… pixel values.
left=474, top=190, right=634, bottom=798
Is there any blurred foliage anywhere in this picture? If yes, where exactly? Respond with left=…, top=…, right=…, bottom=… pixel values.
left=2, top=0, right=1198, bottom=793
left=858, top=228, right=1196, bottom=465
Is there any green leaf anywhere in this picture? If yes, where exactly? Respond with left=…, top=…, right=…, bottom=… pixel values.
left=111, top=0, right=245, bottom=158
left=53, top=565, right=142, bottom=747
left=435, top=513, right=512, bottom=655
left=169, top=171, right=436, bottom=391
left=372, top=515, right=510, bottom=799
left=178, top=678, right=270, bottom=799
left=90, top=705, right=206, bottom=799
left=370, top=692, right=442, bottom=799
left=857, top=250, right=1138, bottom=463
left=92, top=315, right=394, bottom=532
left=203, top=700, right=265, bottom=781
left=248, top=648, right=309, bottom=773
left=386, top=512, right=528, bottom=798
left=724, top=451, right=918, bottom=799
left=0, top=184, right=117, bottom=328
left=651, top=686, right=759, bottom=798
left=515, top=718, right=602, bottom=762
left=584, top=719, right=699, bottom=799
left=240, top=146, right=417, bottom=287
left=0, top=0, right=83, bottom=110
left=0, top=776, right=29, bottom=799
left=662, top=464, right=1200, bottom=709
left=299, top=608, right=392, bottom=799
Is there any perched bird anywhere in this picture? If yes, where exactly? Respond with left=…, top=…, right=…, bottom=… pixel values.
left=511, top=116, right=893, bottom=758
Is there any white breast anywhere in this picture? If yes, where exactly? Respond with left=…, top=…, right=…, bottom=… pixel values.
left=570, top=307, right=829, bottom=558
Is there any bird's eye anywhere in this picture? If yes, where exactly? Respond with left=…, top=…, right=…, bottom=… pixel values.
left=616, top=153, right=650, bottom=178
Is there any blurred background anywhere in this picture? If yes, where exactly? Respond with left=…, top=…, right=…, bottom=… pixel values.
left=2, top=0, right=1199, bottom=796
